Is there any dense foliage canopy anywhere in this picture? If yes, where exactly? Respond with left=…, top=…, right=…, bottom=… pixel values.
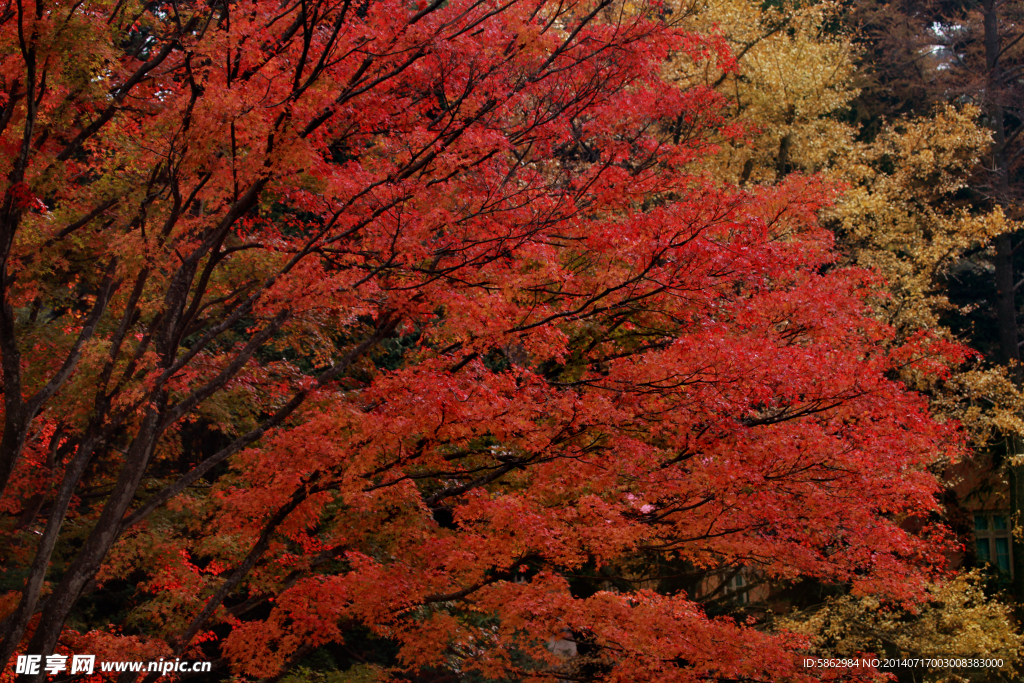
left=0, top=0, right=989, bottom=679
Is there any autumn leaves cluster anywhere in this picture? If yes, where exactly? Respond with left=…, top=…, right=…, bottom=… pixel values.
left=0, top=0, right=1020, bottom=681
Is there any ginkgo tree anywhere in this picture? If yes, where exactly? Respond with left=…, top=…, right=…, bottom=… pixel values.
left=0, top=0, right=967, bottom=679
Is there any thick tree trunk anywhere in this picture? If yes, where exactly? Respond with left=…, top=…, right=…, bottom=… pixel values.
left=983, top=0, right=1024, bottom=603
left=998, top=239, right=1024, bottom=600
left=994, top=234, right=1020, bottom=374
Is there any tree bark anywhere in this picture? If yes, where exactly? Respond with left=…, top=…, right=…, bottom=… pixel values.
left=982, top=0, right=1024, bottom=603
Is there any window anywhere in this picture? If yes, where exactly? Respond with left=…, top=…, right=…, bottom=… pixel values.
left=974, top=513, right=1013, bottom=576
left=728, top=571, right=749, bottom=605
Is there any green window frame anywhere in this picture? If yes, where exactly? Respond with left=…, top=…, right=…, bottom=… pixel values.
left=974, top=513, right=1013, bottom=576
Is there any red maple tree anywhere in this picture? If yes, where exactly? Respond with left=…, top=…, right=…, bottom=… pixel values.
left=0, top=0, right=962, bottom=678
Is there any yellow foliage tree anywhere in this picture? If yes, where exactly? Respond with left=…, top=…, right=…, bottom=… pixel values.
left=778, top=571, right=1024, bottom=683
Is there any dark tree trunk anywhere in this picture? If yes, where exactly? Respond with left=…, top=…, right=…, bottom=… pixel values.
left=982, top=0, right=1024, bottom=603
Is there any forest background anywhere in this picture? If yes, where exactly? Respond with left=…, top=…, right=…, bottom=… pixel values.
left=1, top=0, right=1024, bottom=680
